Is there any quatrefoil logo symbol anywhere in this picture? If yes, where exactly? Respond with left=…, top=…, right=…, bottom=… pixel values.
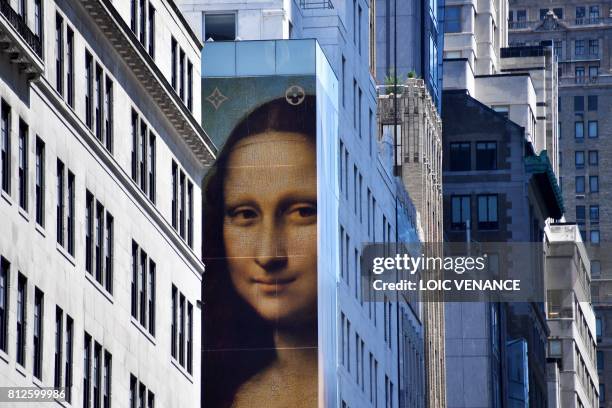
left=285, top=85, right=305, bottom=106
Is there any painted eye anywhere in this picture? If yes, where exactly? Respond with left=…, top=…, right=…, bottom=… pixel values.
left=287, top=203, right=317, bottom=224
left=226, top=207, right=259, bottom=225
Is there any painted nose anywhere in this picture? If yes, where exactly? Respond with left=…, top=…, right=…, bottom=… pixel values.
left=254, top=219, right=288, bottom=271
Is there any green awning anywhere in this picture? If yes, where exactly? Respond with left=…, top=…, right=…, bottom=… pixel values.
left=525, top=150, right=564, bottom=219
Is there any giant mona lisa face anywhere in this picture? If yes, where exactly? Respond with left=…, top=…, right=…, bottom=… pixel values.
left=222, top=131, right=317, bottom=326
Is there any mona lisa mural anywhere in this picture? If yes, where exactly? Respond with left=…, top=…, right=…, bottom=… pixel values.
left=201, top=40, right=339, bottom=407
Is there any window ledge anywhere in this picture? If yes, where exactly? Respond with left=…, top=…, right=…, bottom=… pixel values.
left=1, top=190, right=12, bottom=206
left=84, top=273, right=114, bottom=304
left=0, top=349, right=8, bottom=364
left=171, top=357, right=194, bottom=383
left=16, top=363, right=27, bottom=378
left=130, top=317, right=156, bottom=345
left=35, top=223, right=46, bottom=238
left=18, top=207, right=29, bottom=222
left=32, top=376, right=43, bottom=388
left=56, top=244, right=76, bottom=267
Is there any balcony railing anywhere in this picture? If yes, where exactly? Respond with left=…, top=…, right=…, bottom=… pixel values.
left=509, top=17, right=612, bottom=30
left=559, top=75, right=612, bottom=86
left=0, top=0, right=41, bottom=57
left=299, top=0, right=334, bottom=9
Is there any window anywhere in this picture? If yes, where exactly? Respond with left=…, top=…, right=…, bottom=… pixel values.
left=67, top=172, right=75, bottom=255
left=553, top=40, right=562, bottom=58
left=492, top=105, right=509, bottom=119
left=187, top=181, right=194, bottom=247
left=131, top=110, right=156, bottom=199
left=85, top=191, right=93, bottom=273
left=590, top=5, right=600, bottom=19
left=204, top=13, right=236, bottom=41
left=139, top=0, right=146, bottom=46
left=477, top=194, right=498, bottom=230
left=85, top=51, right=93, bottom=128
left=187, top=61, right=193, bottom=111
left=171, top=37, right=177, bottom=89
left=130, top=375, right=154, bottom=408
left=548, top=339, right=561, bottom=357
left=130, top=0, right=137, bottom=32
left=103, top=351, right=112, bottom=408
left=575, top=121, right=584, bottom=139
left=369, top=5, right=376, bottom=74
left=590, top=175, right=599, bottom=193
left=589, top=150, right=598, bottom=166
left=54, top=308, right=63, bottom=389
left=56, top=161, right=74, bottom=253
left=575, top=67, right=585, bottom=81
left=575, top=151, right=584, bottom=168
left=588, top=95, right=598, bottom=111
left=539, top=8, right=548, bottom=19
left=131, top=240, right=155, bottom=336
left=588, top=121, right=598, bottom=138
left=179, top=172, right=186, bottom=238
left=16, top=273, right=27, bottom=367
left=171, top=285, right=193, bottom=372
left=148, top=133, right=156, bottom=203
left=476, top=142, right=497, bottom=170
left=93, top=342, right=101, bottom=408
left=590, top=205, right=599, bottom=221
left=451, top=195, right=470, bottom=230
left=171, top=285, right=177, bottom=358
left=179, top=49, right=185, bottom=101
left=105, top=213, right=113, bottom=292
left=593, top=261, right=601, bottom=278
left=55, top=14, right=64, bottom=95
left=1, top=101, right=11, bottom=194
left=601, top=385, right=606, bottom=403
left=598, top=350, right=604, bottom=370
left=445, top=7, right=461, bottom=32
left=553, top=7, right=563, bottom=18
left=449, top=142, right=470, bottom=171
left=148, top=3, right=155, bottom=57
left=84, top=333, right=91, bottom=408
left=171, top=161, right=178, bottom=228
left=65, top=316, right=73, bottom=403
left=0, top=258, right=9, bottom=352
left=56, top=160, right=65, bottom=245
left=575, top=40, right=585, bottom=55
left=517, top=10, right=527, bottom=21
left=574, top=95, right=584, bottom=111
left=341, top=56, right=346, bottom=106
left=589, top=39, right=599, bottom=55
left=104, top=77, right=113, bottom=152
left=187, top=303, right=193, bottom=374
left=34, top=0, right=42, bottom=37
left=33, top=288, right=43, bottom=379
left=67, top=27, right=74, bottom=107
left=576, top=176, right=585, bottom=193
left=576, top=205, right=585, bottom=220
left=589, top=67, right=599, bottom=79
left=18, top=120, right=28, bottom=210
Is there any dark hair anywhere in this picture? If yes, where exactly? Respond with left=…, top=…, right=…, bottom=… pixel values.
left=202, top=95, right=316, bottom=407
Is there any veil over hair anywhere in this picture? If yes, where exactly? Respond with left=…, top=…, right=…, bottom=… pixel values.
left=202, top=95, right=317, bottom=407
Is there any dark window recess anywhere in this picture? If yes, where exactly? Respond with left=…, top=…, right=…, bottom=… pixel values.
left=475, top=142, right=497, bottom=170
left=590, top=205, right=599, bottom=221
left=576, top=205, right=585, bottom=220
left=588, top=95, right=598, bottom=111
left=451, top=195, right=470, bottom=231
left=204, top=13, right=236, bottom=41
left=574, top=95, right=584, bottom=111
left=449, top=142, right=470, bottom=171
left=576, top=176, right=585, bottom=193
left=477, top=194, right=498, bottom=230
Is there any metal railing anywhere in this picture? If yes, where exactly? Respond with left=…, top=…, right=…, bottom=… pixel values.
left=509, top=17, right=612, bottom=30
left=299, top=0, right=334, bottom=9
left=559, top=75, right=612, bottom=86
left=0, top=0, right=42, bottom=57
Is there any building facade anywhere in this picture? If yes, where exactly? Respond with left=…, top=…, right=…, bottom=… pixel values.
left=377, top=78, right=445, bottom=408
left=374, top=0, right=445, bottom=110
left=507, top=3, right=612, bottom=405
left=181, top=0, right=425, bottom=407
left=545, top=223, right=599, bottom=408
left=0, top=0, right=215, bottom=407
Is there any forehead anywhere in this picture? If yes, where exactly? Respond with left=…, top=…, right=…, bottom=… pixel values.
left=222, top=131, right=317, bottom=198
left=226, top=131, right=315, bottom=168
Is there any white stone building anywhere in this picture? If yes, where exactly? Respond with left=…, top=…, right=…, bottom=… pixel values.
left=0, top=0, right=215, bottom=406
